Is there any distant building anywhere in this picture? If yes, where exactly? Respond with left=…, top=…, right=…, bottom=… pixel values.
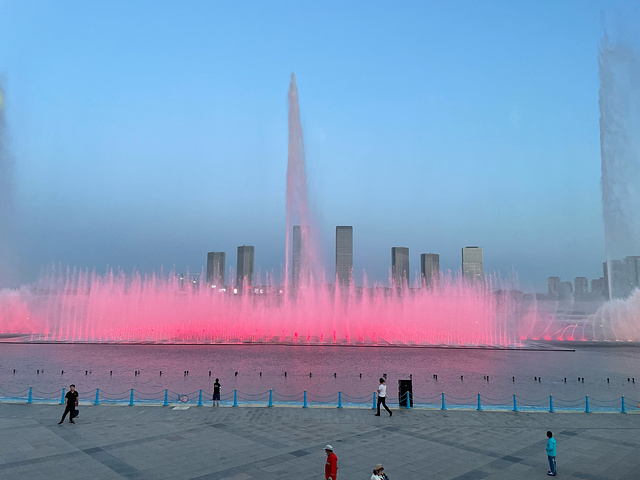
left=605, top=259, right=632, bottom=299
left=626, top=256, right=640, bottom=290
left=574, top=277, right=588, bottom=297
left=176, top=273, right=200, bottom=290
left=292, top=226, right=309, bottom=289
left=591, top=277, right=606, bottom=296
left=420, top=253, right=439, bottom=287
left=206, top=252, right=225, bottom=287
left=391, top=247, right=410, bottom=287
left=335, top=226, right=353, bottom=287
left=548, top=277, right=561, bottom=297
left=560, top=281, right=573, bottom=299
left=462, top=246, right=483, bottom=282
left=236, top=245, right=254, bottom=292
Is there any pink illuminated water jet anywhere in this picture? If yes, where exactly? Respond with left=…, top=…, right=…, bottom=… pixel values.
left=3, top=267, right=528, bottom=346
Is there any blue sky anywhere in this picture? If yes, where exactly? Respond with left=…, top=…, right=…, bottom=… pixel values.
left=0, top=1, right=633, bottom=290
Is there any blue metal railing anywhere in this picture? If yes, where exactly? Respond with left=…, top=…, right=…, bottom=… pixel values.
left=0, top=386, right=637, bottom=414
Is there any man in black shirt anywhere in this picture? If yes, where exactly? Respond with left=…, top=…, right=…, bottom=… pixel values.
left=58, top=384, right=78, bottom=424
left=212, top=378, right=221, bottom=407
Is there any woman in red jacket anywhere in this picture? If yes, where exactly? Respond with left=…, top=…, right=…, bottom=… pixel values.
left=324, top=445, right=338, bottom=480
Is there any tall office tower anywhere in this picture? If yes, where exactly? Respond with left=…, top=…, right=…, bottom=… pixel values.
left=206, top=252, right=225, bottom=287
left=462, top=246, right=483, bottom=282
left=574, top=277, right=588, bottom=297
left=292, top=226, right=310, bottom=289
left=548, top=277, right=561, bottom=297
left=335, top=226, right=353, bottom=287
left=236, top=245, right=255, bottom=292
left=606, top=259, right=632, bottom=299
left=591, top=277, right=606, bottom=296
left=625, top=256, right=640, bottom=290
left=391, top=247, right=410, bottom=287
left=420, top=253, right=440, bottom=287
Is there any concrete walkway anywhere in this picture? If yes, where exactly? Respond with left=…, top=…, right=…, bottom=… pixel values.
left=0, top=403, right=638, bottom=479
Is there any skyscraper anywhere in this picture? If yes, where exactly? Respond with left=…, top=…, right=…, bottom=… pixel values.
left=206, top=252, right=225, bottom=287
left=420, top=253, right=439, bottom=287
left=462, top=246, right=483, bottom=282
left=292, top=226, right=309, bottom=289
left=391, top=247, right=410, bottom=288
left=591, top=277, right=606, bottom=296
left=335, top=226, right=353, bottom=287
left=236, top=245, right=254, bottom=292
left=560, top=281, right=573, bottom=299
left=574, top=277, right=588, bottom=297
left=625, top=256, right=640, bottom=290
left=548, top=277, right=561, bottom=297
left=606, top=259, right=632, bottom=299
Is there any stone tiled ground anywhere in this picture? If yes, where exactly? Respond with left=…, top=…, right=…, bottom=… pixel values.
left=0, top=403, right=638, bottom=479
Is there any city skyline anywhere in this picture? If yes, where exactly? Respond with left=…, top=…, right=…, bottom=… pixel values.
left=0, top=1, right=638, bottom=292
left=201, top=228, right=617, bottom=293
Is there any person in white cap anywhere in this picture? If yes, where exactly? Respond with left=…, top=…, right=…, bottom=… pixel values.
left=324, top=445, right=338, bottom=480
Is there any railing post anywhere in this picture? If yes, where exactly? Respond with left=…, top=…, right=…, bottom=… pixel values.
left=441, top=392, right=446, bottom=410
left=268, top=389, right=273, bottom=407
left=477, top=393, right=482, bottom=411
left=372, top=392, right=376, bottom=409
left=621, top=396, right=626, bottom=414
left=129, top=389, right=134, bottom=406
left=549, top=395, right=554, bottom=413
left=338, top=391, right=342, bottom=408
left=303, top=390, right=308, bottom=408
left=406, top=391, right=411, bottom=409
left=198, top=389, right=203, bottom=407
left=163, top=389, right=168, bottom=406
left=94, top=388, right=100, bottom=406
left=513, top=394, right=518, bottom=412
left=233, top=389, right=238, bottom=407
left=60, top=387, right=66, bottom=405
left=27, top=387, right=33, bottom=404
left=585, top=395, right=590, bottom=413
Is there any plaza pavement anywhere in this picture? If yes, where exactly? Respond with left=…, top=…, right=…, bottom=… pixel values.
left=0, top=402, right=638, bottom=480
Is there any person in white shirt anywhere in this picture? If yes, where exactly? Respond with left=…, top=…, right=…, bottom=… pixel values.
left=371, top=463, right=388, bottom=480
left=375, top=378, right=392, bottom=416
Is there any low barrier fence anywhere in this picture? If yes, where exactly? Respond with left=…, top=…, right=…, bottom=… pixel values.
left=0, top=386, right=638, bottom=413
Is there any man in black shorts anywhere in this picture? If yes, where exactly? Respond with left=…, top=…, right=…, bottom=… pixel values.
left=59, top=384, right=78, bottom=424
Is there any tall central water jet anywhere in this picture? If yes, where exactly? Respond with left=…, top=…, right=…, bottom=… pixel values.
left=285, top=74, right=318, bottom=290
left=599, top=31, right=640, bottom=299
left=0, top=84, right=14, bottom=287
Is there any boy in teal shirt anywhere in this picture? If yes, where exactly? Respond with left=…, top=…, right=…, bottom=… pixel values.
left=546, top=431, right=557, bottom=476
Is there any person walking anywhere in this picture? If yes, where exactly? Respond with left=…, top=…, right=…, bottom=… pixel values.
left=371, top=464, right=388, bottom=480
left=324, top=445, right=338, bottom=480
left=375, top=378, right=392, bottom=416
left=546, top=431, right=557, bottom=476
left=212, top=378, right=221, bottom=407
left=58, top=384, right=78, bottom=424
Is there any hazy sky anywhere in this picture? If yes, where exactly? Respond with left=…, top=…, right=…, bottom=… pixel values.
left=0, top=1, right=636, bottom=290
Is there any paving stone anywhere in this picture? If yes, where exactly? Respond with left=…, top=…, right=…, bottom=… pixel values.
left=0, top=403, right=639, bottom=479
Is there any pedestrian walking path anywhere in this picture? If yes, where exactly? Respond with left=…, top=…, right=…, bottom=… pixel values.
left=0, top=403, right=638, bottom=479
